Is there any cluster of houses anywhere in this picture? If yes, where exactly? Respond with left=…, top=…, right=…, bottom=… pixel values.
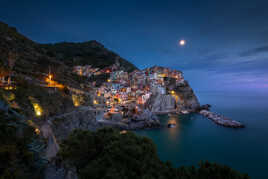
left=73, top=61, right=121, bottom=77
left=73, top=65, right=100, bottom=77
left=91, top=65, right=184, bottom=114
left=0, top=62, right=185, bottom=118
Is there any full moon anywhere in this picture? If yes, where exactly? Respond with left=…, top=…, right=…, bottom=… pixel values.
left=179, top=40, right=186, bottom=46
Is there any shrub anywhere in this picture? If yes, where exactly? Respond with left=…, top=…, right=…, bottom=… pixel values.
left=58, top=128, right=250, bottom=179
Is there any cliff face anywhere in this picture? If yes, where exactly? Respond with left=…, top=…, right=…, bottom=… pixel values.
left=49, top=107, right=98, bottom=141
left=147, top=94, right=176, bottom=113
left=174, top=81, right=200, bottom=110
left=146, top=76, right=200, bottom=113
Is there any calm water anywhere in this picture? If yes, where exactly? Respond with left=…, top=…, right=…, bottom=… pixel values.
left=136, top=92, right=268, bottom=179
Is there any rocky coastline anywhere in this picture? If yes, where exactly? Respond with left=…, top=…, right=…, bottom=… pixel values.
left=98, top=109, right=161, bottom=130
left=199, top=110, right=245, bottom=128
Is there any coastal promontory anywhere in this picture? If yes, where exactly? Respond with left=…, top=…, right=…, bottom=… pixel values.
left=0, top=21, right=247, bottom=179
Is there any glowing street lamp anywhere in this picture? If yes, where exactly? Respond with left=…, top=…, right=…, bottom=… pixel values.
left=36, top=110, right=41, bottom=116
left=49, top=74, right=53, bottom=81
left=33, top=103, right=42, bottom=117
left=35, top=128, right=40, bottom=135
left=93, top=100, right=98, bottom=104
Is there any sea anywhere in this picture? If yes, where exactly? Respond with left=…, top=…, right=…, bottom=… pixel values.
left=136, top=91, right=268, bottom=179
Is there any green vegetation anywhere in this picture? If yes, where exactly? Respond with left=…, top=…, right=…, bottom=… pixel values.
left=58, top=128, right=249, bottom=179
left=41, top=41, right=137, bottom=72
left=0, top=104, right=46, bottom=179
left=0, top=77, right=76, bottom=118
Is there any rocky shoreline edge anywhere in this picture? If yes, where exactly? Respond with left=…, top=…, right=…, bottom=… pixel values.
left=98, top=109, right=161, bottom=130
left=47, top=104, right=245, bottom=143
left=199, top=110, right=245, bottom=128
left=97, top=103, right=245, bottom=130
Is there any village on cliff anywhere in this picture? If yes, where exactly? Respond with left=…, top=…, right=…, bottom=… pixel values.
left=1, top=57, right=245, bottom=129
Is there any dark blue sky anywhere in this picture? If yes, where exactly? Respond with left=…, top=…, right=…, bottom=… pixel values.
left=1, top=0, right=268, bottom=92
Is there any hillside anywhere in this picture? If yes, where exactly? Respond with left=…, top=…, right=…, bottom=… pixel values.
left=41, top=41, right=137, bottom=72
left=0, top=22, right=85, bottom=118
left=0, top=21, right=137, bottom=80
left=0, top=21, right=80, bottom=88
left=0, top=21, right=137, bottom=118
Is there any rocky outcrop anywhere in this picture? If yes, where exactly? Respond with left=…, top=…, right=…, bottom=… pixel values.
left=127, top=109, right=161, bottom=129
left=146, top=80, right=200, bottom=113
left=40, top=122, right=60, bottom=160
left=197, top=104, right=211, bottom=111
left=146, top=94, right=176, bottom=113
left=200, top=110, right=245, bottom=128
left=98, top=110, right=160, bottom=130
left=41, top=107, right=99, bottom=179
left=174, top=81, right=200, bottom=110
left=49, top=107, right=98, bottom=140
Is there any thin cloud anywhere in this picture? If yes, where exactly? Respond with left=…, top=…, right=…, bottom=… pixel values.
left=240, top=45, right=268, bottom=57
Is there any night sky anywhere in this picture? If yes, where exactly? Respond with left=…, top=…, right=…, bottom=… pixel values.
left=1, top=0, right=268, bottom=92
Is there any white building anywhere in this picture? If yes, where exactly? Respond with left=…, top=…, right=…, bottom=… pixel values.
left=142, top=93, right=151, bottom=103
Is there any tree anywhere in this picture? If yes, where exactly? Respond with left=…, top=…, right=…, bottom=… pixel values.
left=58, top=128, right=250, bottom=179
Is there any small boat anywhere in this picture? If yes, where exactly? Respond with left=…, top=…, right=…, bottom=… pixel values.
left=167, top=123, right=176, bottom=128
left=181, top=110, right=189, bottom=114
left=120, top=130, right=127, bottom=134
